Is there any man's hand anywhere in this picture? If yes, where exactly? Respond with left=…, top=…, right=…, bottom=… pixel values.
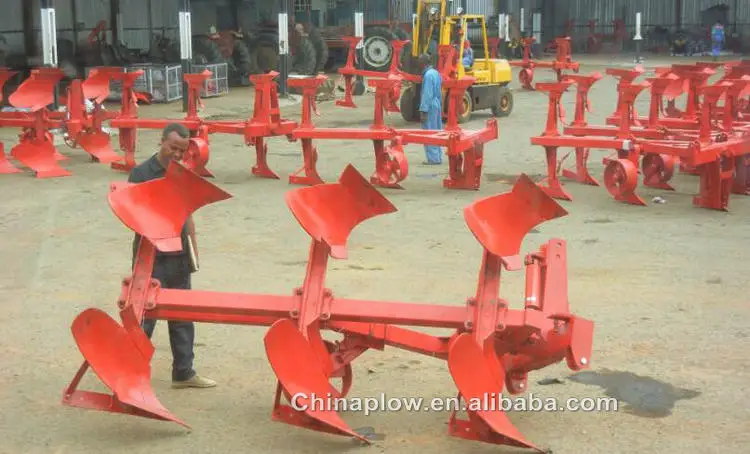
left=420, top=111, right=428, bottom=123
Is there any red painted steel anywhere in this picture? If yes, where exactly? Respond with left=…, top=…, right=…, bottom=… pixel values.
left=529, top=61, right=750, bottom=211
left=509, top=37, right=580, bottom=90
left=287, top=69, right=497, bottom=191
left=1, top=36, right=497, bottom=191
left=61, top=163, right=592, bottom=452
left=0, top=66, right=126, bottom=176
left=336, top=37, right=420, bottom=110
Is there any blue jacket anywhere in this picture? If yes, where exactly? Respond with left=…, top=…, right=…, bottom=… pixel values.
left=419, top=66, right=442, bottom=114
left=463, top=46, right=474, bottom=68
left=712, top=24, right=725, bottom=42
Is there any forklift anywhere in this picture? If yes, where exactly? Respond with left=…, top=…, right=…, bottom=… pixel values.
left=400, top=0, right=514, bottom=123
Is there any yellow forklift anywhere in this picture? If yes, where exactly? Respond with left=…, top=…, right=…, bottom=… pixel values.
left=400, top=0, right=514, bottom=123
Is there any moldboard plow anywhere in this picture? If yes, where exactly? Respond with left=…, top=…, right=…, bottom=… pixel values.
left=529, top=61, right=750, bottom=211
left=0, top=66, right=125, bottom=177
left=61, top=162, right=593, bottom=451
left=510, top=37, right=580, bottom=90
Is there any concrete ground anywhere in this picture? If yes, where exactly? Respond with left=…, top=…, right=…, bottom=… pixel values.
left=0, top=59, right=748, bottom=454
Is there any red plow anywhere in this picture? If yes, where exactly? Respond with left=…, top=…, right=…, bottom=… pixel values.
left=529, top=60, right=750, bottom=211
left=1, top=37, right=497, bottom=191
left=61, top=162, right=593, bottom=452
left=0, top=66, right=125, bottom=177
left=510, top=37, right=580, bottom=90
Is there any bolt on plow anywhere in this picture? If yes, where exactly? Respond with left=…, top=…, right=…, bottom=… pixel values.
left=61, top=162, right=593, bottom=451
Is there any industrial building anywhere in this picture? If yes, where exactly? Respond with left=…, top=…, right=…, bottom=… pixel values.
left=0, top=0, right=746, bottom=102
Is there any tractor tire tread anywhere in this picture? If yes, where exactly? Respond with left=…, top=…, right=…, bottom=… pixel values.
left=292, top=36, right=317, bottom=76
left=363, top=26, right=397, bottom=72
left=308, top=26, right=329, bottom=73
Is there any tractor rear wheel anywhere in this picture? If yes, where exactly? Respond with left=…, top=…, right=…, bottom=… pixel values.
left=252, top=30, right=279, bottom=73
left=292, top=37, right=317, bottom=75
left=392, top=27, right=409, bottom=41
left=363, top=26, right=396, bottom=72
left=192, top=35, right=224, bottom=65
left=399, top=85, right=421, bottom=122
left=232, top=39, right=256, bottom=84
left=255, top=43, right=279, bottom=73
left=491, top=86, right=514, bottom=117
left=308, top=26, right=329, bottom=73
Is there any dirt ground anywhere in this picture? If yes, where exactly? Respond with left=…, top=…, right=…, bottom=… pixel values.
left=1, top=56, right=749, bottom=454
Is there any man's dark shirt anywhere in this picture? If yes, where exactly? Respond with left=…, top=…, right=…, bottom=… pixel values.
left=128, top=153, right=191, bottom=273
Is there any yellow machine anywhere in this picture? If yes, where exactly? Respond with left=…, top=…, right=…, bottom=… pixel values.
left=400, top=0, right=514, bottom=123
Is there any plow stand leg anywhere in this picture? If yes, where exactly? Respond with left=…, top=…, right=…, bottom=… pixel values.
left=693, top=158, right=734, bottom=211
left=289, top=139, right=324, bottom=186
left=335, top=74, right=357, bottom=108
left=251, top=137, right=280, bottom=180
left=540, top=146, right=572, bottom=200
left=562, top=147, right=599, bottom=186
left=111, top=128, right=137, bottom=172
left=443, top=144, right=484, bottom=190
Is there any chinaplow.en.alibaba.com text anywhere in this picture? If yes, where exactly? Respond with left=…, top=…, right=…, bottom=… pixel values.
left=290, top=392, right=618, bottom=416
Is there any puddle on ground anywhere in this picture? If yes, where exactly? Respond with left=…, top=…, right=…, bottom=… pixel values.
left=568, top=369, right=701, bottom=418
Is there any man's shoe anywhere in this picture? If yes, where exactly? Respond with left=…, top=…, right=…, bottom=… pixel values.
left=172, top=375, right=217, bottom=389
left=422, top=160, right=442, bottom=165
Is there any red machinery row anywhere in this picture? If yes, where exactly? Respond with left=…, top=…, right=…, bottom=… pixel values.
left=510, top=36, right=580, bottom=90
left=61, top=160, right=593, bottom=452
left=486, top=35, right=581, bottom=91
left=529, top=60, right=750, bottom=211
left=0, top=38, right=496, bottom=190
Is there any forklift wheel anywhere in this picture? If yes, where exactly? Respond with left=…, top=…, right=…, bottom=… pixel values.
left=492, top=87, right=513, bottom=118
left=458, top=90, right=473, bottom=124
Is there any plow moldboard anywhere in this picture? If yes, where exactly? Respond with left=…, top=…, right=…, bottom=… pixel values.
left=264, top=319, right=369, bottom=443
left=71, top=308, right=187, bottom=427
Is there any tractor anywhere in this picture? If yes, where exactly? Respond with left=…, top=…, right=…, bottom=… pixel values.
left=399, top=0, right=514, bottom=124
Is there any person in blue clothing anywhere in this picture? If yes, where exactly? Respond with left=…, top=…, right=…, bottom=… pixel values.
left=418, top=53, right=443, bottom=165
left=462, top=39, right=474, bottom=71
left=711, top=21, right=725, bottom=60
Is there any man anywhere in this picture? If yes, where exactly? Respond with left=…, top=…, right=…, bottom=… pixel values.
left=711, top=21, right=725, bottom=61
left=462, top=40, right=474, bottom=71
left=127, top=123, right=216, bottom=389
left=418, top=53, right=443, bottom=165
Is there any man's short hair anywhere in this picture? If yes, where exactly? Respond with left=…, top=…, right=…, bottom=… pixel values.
left=418, top=53, right=431, bottom=65
left=162, top=123, right=190, bottom=140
